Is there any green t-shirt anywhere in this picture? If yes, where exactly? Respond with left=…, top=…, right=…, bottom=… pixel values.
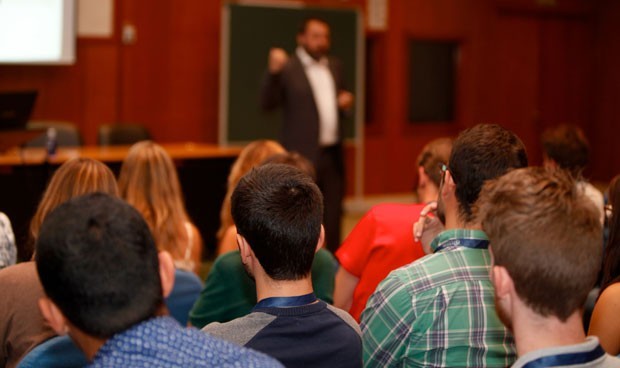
left=189, top=248, right=337, bottom=328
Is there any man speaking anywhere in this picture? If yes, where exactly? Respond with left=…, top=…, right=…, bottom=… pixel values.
left=260, top=17, right=353, bottom=252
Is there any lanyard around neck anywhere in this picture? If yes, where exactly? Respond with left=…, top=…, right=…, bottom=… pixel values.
left=434, top=238, right=489, bottom=253
left=254, top=293, right=317, bottom=309
left=521, top=344, right=605, bottom=368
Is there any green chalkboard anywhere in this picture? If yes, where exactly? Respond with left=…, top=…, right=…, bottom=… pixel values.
left=220, top=3, right=361, bottom=144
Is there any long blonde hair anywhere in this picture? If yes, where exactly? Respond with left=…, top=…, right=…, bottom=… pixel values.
left=30, top=158, right=118, bottom=243
left=118, top=141, right=192, bottom=260
left=217, top=140, right=285, bottom=241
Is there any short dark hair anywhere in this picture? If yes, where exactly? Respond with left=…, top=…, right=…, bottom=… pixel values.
left=478, top=167, right=601, bottom=321
left=449, top=124, right=528, bottom=222
left=541, top=124, right=589, bottom=177
left=35, top=193, right=162, bottom=338
left=298, top=16, right=329, bottom=35
left=231, top=164, right=323, bottom=280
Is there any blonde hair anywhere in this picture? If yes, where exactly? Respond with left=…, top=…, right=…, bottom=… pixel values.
left=30, top=158, right=118, bottom=243
left=118, top=141, right=193, bottom=260
left=217, top=140, right=285, bottom=242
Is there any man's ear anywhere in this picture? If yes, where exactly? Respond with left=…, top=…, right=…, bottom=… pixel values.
left=444, top=170, right=456, bottom=192
left=237, top=234, right=253, bottom=264
left=418, top=166, right=428, bottom=187
left=158, top=251, right=176, bottom=298
left=316, top=225, right=325, bottom=253
left=39, top=297, right=69, bottom=335
left=491, top=265, right=514, bottom=299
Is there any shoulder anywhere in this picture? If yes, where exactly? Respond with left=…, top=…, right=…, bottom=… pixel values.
left=177, top=322, right=283, bottom=367
left=282, top=55, right=303, bottom=75
left=186, top=222, right=201, bottom=239
left=314, top=248, right=336, bottom=264
left=592, top=283, right=620, bottom=319
left=369, top=203, right=426, bottom=224
left=375, top=252, right=466, bottom=299
left=371, top=202, right=425, bottom=215
left=202, top=312, right=276, bottom=346
left=0, top=262, right=37, bottom=282
left=325, top=303, right=362, bottom=336
left=212, top=251, right=243, bottom=270
left=328, top=56, right=343, bottom=69
left=602, top=354, right=620, bottom=366
left=0, top=212, right=10, bottom=226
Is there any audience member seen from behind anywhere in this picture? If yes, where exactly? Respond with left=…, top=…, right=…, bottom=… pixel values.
left=35, top=193, right=282, bottom=368
left=334, top=137, right=452, bottom=321
left=203, top=164, right=362, bottom=368
left=0, top=212, right=16, bottom=269
left=189, top=152, right=337, bottom=328
left=542, top=124, right=605, bottom=223
left=589, top=174, right=620, bottom=356
left=0, top=158, right=117, bottom=368
left=217, top=140, right=285, bottom=255
left=363, top=124, right=527, bottom=367
left=118, top=141, right=203, bottom=275
left=478, top=167, right=620, bottom=367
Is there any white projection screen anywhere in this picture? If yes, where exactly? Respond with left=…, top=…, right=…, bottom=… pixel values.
left=0, top=0, right=76, bottom=64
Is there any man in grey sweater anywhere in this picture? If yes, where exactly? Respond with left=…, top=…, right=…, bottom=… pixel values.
left=203, top=164, right=361, bottom=368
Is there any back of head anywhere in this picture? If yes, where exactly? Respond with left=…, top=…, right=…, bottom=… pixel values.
left=118, top=141, right=189, bottom=255
left=417, top=137, right=453, bottom=188
left=478, top=167, right=601, bottom=321
left=30, top=158, right=118, bottom=242
left=541, top=124, right=589, bottom=177
left=602, top=175, right=620, bottom=291
left=218, top=140, right=286, bottom=241
left=261, top=151, right=316, bottom=182
left=449, top=124, right=528, bottom=222
left=231, top=164, right=323, bottom=280
left=35, top=193, right=162, bottom=338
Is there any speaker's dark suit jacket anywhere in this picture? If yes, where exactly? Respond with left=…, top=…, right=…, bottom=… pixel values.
left=260, top=53, right=349, bottom=251
left=260, top=54, right=347, bottom=165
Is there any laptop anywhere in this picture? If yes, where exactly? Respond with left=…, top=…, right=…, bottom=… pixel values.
left=0, top=91, right=44, bottom=152
left=0, top=91, right=38, bottom=130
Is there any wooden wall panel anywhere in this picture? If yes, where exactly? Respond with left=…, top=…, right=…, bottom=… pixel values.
left=591, top=0, right=620, bottom=182
left=0, top=0, right=616, bottom=193
left=362, top=0, right=602, bottom=193
left=118, top=0, right=221, bottom=143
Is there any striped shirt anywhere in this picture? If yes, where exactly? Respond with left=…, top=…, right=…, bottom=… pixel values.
left=361, top=229, right=516, bottom=367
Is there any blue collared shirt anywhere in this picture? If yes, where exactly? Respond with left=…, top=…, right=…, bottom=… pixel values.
left=89, top=316, right=282, bottom=368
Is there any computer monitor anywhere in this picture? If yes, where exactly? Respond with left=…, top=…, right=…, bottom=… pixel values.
left=0, top=91, right=45, bottom=151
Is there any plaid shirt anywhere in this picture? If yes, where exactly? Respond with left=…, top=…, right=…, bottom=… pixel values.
left=361, top=229, right=516, bottom=367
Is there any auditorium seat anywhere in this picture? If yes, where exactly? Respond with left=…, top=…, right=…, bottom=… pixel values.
left=98, top=123, right=151, bottom=146
left=25, top=121, right=82, bottom=148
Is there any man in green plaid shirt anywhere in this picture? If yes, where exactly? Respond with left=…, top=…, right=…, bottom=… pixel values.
left=361, top=124, right=527, bottom=367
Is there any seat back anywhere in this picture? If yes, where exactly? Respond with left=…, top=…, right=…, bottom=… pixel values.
left=25, top=121, right=82, bottom=147
left=98, top=124, right=151, bottom=146
left=16, top=335, right=87, bottom=368
left=165, top=269, right=204, bottom=325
